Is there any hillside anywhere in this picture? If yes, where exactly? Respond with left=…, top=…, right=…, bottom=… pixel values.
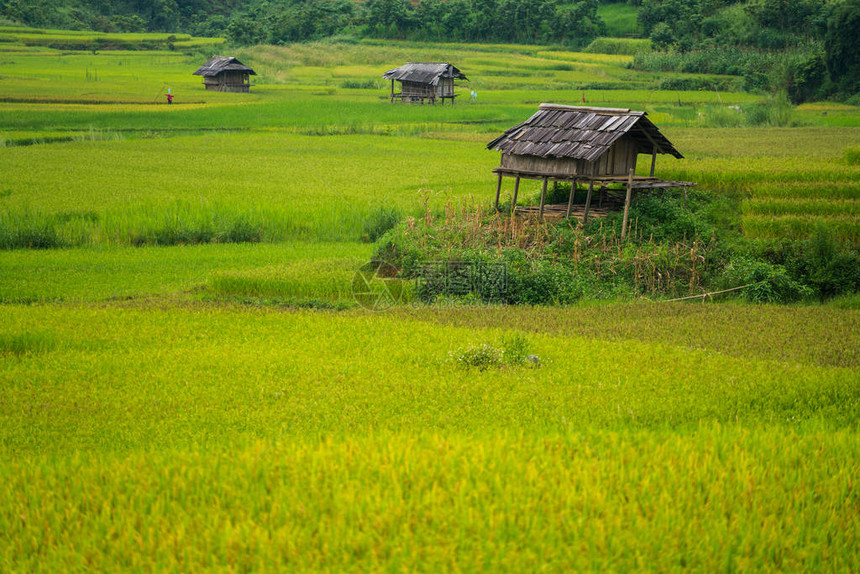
left=2, top=0, right=857, bottom=102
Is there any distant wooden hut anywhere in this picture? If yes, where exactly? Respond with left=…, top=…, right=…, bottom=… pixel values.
left=193, top=56, right=256, bottom=93
left=383, top=63, right=467, bottom=104
left=487, top=104, right=695, bottom=239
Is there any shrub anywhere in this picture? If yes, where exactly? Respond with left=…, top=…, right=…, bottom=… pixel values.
left=649, top=23, right=675, bottom=51
left=450, top=343, right=503, bottom=371
left=721, top=256, right=811, bottom=303
left=756, top=229, right=860, bottom=301
left=450, top=334, right=533, bottom=371
left=802, top=228, right=860, bottom=299
left=623, top=191, right=714, bottom=243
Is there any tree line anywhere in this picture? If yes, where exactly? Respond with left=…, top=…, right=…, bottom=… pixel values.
left=2, top=0, right=857, bottom=100
left=1, top=0, right=606, bottom=47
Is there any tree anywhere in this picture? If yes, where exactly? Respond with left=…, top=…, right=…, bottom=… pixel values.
left=825, top=0, right=860, bottom=95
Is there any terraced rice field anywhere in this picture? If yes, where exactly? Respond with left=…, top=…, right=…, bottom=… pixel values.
left=0, top=30, right=858, bottom=570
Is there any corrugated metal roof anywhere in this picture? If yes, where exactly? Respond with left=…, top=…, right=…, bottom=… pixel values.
left=193, top=56, right=256, bottom=77
left=382, top=63, right=467, bottom=86
left=487, top=103, right=683, bottom=161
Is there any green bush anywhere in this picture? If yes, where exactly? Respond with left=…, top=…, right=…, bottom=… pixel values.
left=757, top=229, right=860, bottom=300
left=450, top=343, right=503, bottom=371
left=450, top=334, right=533, bottom=371
left=721, top=256, right=811, bottom=303
left=804, top=230, right=860, bottom=299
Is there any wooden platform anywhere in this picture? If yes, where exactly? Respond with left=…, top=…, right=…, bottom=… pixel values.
left=390, top=94, right=457, bottom=104
left=491, top=168, right=696, bottom=190
left=514, top=204, right=609, bottom=221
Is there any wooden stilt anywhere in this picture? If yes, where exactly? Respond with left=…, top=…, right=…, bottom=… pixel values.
left=494, top=173, right=503, bottom=210
left=583, top=180, right=594, bottom=223
left=539, top=178, right=548, bottom=218
left=565, top=180, right=576, bottom=218
left=621, top=168, right=634, bottom=241
left=650, top=150, right=657, bottom=177
left=683, top=186, right=688, bottom=208
left=511, top=177, right=521, bottom=216
left=390, top=79, right=394, bottom=103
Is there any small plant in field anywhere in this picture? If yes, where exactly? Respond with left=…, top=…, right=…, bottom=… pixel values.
left=500, top=333, right=531, bottom=366
left=450, top=333, right=533, bottom=370
left=845, top=146, right=860, bottom=165
left=450, top=343, right=503, bottom=371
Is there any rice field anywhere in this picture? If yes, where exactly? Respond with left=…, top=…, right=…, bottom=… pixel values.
left=0, top=30, right=859, bottom=570
left=1, top=303, right=858, bottom=570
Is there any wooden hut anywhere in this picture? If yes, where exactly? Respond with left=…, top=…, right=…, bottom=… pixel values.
left=487, top=104, right=695, bottom=239
left=193, top=56, right=256, bottom=93
left=383, top=63, right=467, bottom=104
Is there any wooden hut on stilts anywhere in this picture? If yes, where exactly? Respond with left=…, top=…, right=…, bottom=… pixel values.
left=487, top=104, right=695, bottom=239
left=383, top=63, right=467, bottom=104
left=193, top=56, right=256, bottom=93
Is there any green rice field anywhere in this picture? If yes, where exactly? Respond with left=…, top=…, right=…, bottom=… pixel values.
left=1, top=29, right=859, bottom=570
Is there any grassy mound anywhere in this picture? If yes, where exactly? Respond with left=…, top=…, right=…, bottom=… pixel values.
left=373, top=188, right=860, bottom=304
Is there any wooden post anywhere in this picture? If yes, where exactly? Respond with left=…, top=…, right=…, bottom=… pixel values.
left=621, top=168, right=634, bottom=241
left=390, top=79, right=394, bottom=103
left=511, top=177, right=521, bottom=216
left=494, top=173, right=503, bottom=210
left=683, top=186, right=688, bottom=208
left=539, top=178, right=548, bottom=218
left=565, top=180, right=576, bottom=218
left=650, top=150, right=657, bottom=177
left=583, top=180, right=594, bottom=223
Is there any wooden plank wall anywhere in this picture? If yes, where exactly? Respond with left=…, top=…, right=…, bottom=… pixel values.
left=436, top=78, right=454, bottom=97
left=400, top=81, right=436, bottom=97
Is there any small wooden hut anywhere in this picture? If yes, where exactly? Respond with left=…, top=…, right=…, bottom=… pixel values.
left=487, top=104, right=695, bottom=239
left=383, top=63, right=467, bottom=104
left=193, top=56, right=256, bottom=93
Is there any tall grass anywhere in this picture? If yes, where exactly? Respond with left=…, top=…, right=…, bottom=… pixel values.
left=584, top=37, right=649, bottom=55
left=208, top=258, right=362, bottom=303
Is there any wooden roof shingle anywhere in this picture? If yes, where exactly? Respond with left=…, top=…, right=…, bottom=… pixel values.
left=487, top=104, right=683, bottom=161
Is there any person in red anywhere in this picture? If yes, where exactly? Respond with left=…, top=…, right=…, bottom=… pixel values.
left=166, top=92, right=174, bottom=104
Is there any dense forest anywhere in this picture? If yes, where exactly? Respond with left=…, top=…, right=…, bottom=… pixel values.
left=2, top=0, right=858, bottom=101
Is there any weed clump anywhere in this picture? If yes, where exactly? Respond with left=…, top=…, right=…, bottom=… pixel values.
left=0, top=332, right=56, bottom=356
left=450, top=333, right=534, bottom=371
